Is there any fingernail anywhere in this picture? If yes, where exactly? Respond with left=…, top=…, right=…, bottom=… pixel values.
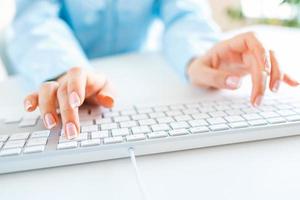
left=99, top=94, right=114, bottom=108
left=66, top=122, right=78, bottom=139
left=272, top=80, right=280, bottom=93
left=24, top=100, right=32, bottom=111
left=44, top=113, right=56, bottom=129
left=225, top=76, right=241, bottom=89
left=69, top=92, right=81, bottom=108
left=254, top=95, right=263, bottom=107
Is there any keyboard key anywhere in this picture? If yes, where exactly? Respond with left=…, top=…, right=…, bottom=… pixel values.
left=27, top=138, right=48, bottom=146
left=174, top=115, right=192, bottom=122
left=267, top=117, right=286, bottom=124
left=104, top=136, right=123, bottom=144
left=189, top=126, right=210, bottom=134
left=0, top=135, right=9, bottom=142
left=229, top=122, right=249, bottom=128
left=225, top=116, right=245, bottom=123
left=260, top=111, right=279, bottom=118
left=139, top=119, right=156, bottom=126
left=121, top=109, right=136, bottom=116
left=24, top=145, right=45, bottom=154
left=154, top=106, right=169, bottom=112
left=0, top=148, right=22, bottom=156
left=170, top=104, right=185, bottom=110
left=73, top=132, right=89, bottom=141
left=95, top=118, right=112, bottom=124
left=209, top=111, right=227, bottom=117
left=57, top=141, right=78, bottom=150
left=31, top=130, right=50, bottom=138
left=286, top=115, right=300, bottom=122
left=0, top=142, right=3, bottom=148
left=169, top=129, right=189, bottom=136
left=120, top=121, right=137, bottom=128
left=156, top=117, right=174, bottom=124
left=276, top=109, right=296, bottom=117
left=126, top=134, right=146, bottom=142
left=4, top=140, right=26, bottom=149
left=4, top=115, right=22, bottom=124
left=9, top=132, right=30, bottom=140
left=166, top=110, right=182, bottom=117
left=91, top=131, right=109, bottom=139
left=136, top=107, right=153, bottom=114
left=149, top=112, right=166, bottom=118
left=81, top=139, right=101, bottom=147
left=131, top=114, right=148, bottom=120
left=101, top=123, right=118, bottom=130
left=188, top=119, right=208, bottom=127
left=192, top=113, right=210, bottom=120
left=242, top=114, right=262, bottom=120
left=114, top=116, right=130, bottom=122
left=18, top=118, right=38, bottom=127
left=183, top=108, right=199, bottom=115
left=131, top=126, right=151, bottom=134
left=248, top=119, right=268, bottom=126
left=148, top=131, right=168, bottom=139
left=112, top=128, right=129, bottom=136
left=151, top=124, right=170, bottom=132
left=81, top=125, right=98, bottom=132
left=170, top=121, right=190, bottom=129
left=225, top=109, right=243, bottom=116
left=209, top=124, right=229, bottom=131
left=207, top=117, right=226, bottom=125
left=103, top=111, right=120, bottom=118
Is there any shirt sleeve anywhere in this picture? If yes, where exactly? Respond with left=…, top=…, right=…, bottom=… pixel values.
left=5, top=0, right=91, bottom=86
left=155, top=0, right=221, bottom=80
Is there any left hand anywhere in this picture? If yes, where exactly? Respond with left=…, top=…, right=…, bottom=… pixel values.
left=187, top=32, right=299, bottom=107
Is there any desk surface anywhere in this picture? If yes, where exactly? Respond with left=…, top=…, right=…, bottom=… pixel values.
left=1, top=26, right=300, bottom=200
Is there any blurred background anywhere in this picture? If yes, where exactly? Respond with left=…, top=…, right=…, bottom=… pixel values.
left=0, top=0, right=299, bottom=81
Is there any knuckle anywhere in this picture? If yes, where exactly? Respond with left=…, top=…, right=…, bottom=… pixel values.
left=39, top=81, right=58, bottom=92
left=68, top=67, right=83, bottom=75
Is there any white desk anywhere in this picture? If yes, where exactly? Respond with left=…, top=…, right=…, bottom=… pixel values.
left=1, top=26, right=300, bottom=200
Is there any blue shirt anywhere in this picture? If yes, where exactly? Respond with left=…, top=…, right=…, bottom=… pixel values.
left=6, top=0, right=220, bottom=85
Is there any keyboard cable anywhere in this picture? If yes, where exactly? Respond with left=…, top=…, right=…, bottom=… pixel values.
left=128, top=147, right=150, bottom=200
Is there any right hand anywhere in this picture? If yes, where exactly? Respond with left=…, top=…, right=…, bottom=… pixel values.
left=23, top=67, right=114, bottom=139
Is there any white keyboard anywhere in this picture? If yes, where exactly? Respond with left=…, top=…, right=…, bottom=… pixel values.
left=1, top=95, right=300, bottom=174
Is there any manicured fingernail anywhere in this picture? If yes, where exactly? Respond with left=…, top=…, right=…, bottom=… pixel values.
left=272, top=80, right=280, bottom=93
left=225, top=76, right=241, bottom=89
left=24, top=100, right=32, bottom=111
left=44, top=113, right=56, bottom=129
left=69, top=92, right=81, bottom=108
left=254, top=95, right=263, bottom=107
left=98, top=94, right=114, bottom=108
left=66, top=122, right=78, bottom=139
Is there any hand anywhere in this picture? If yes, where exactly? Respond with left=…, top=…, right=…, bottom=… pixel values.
left=188, top=32, right=299, bottom=106
left=23, top=67, right=114, bottom=139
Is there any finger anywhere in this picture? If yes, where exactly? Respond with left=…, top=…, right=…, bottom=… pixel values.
left=87, top=81, right=115, bottom=108
left=24, top=92, right=38, bottom=112
left=269, top=50, right=282, bottom=93
left=283, top=74, right=300, bottom=86
left=188, top=63, right=242, bottom=90
left=38, top=82, right=59, bottom=129
left=247, top=53, right=267, bottom=107
left=229, top=32, right=269, bottom=72
left=67, top=67, right=87, bottom=108
left=57, top=83, right=80, bottom=139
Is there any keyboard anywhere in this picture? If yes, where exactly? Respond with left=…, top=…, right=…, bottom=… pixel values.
left=1, top=95, right=300, bottom=174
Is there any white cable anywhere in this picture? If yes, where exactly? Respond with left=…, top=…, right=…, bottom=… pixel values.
left=128, top=147, right=149, bottom=200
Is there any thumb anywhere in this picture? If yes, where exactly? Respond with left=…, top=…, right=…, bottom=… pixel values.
left=188, top=64, right=242, bottom=90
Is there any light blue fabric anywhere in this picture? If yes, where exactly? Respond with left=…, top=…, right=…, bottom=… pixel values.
left=6, top=0, right=220, bottom=86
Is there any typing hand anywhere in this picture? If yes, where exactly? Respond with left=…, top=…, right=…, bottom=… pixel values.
left=188, top=32, right=299, bottom=107
left=23, top=67, right=114, bottom=139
